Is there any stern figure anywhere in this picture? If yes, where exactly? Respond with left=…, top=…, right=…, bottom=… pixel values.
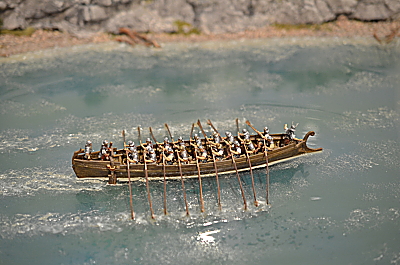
left=284, top=122, right=299, bottom=141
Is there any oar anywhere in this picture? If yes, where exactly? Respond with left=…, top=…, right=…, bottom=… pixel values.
left=122, top=129, right=126, bottom=148
left=149, top=127, right=168, bottom=216
left=236, top=118, right=258, bottom=207
left=164, top=123, right=174, bottom=142
left=138, top=126, right=155, bottom=219
left=206, top=119, right=219, bottom=138
left=197, top=120, right=222, bottom=211
left=245, top=120, right=263, bottom=136
left=126, top=149, right=135, bottom=220
left=108, top=155, right=117, bottom=184
left=143, top=158, right=155, bottom=219
left=229, top=147, right=248, bottom=211
left=190, top=123, right=195, bottom=140
left=246, top=120, right=270, bottom=205
left=207, top=119, right=247, bottom=211
left=176, top=150, right=190, bottom=216
left=123, top=130, right=135, bottom=220
left=265, top=144, right=270, bottom=205
left=137, top=126, right=141, bottom=147
left=190, top=123, right=205, bottom=213
left=235, top=118, right=240, bottom=137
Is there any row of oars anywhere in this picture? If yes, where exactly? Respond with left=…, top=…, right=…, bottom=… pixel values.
left=122, top=120, right=270, bottom=220
left=207, top=119, right=248, bottom=210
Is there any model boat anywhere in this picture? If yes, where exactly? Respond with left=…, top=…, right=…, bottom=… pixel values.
left=72, top=120, right=322, bottom=183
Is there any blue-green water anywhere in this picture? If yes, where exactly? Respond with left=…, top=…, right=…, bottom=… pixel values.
left=0, top=38, right=399, bottom=264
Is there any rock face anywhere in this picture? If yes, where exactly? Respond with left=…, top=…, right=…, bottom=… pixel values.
left=1, top=0, right=399, bottom=35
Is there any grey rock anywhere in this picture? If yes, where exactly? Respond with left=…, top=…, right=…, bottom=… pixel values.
left=76, top=0, right=91, bottom=5
left=80, top=5, right=108, bottom=22
left=250, top=0, right=277, bottom=14
left=324, top=0, right=358, bottom=14
left=154, top=0, right=194, bottom=22
left=12, top=0, right=74, bottom=21
left=41, top=0, right=66, bottom=14
left=302, top=0, right=323, bottom=23
left=63, top=5, right=80, bottom=25
left=0, top=1, right=7, bottom=11
left=105, top=5, right=175, bottom=33
left=3, top=0, right=23, bottom=9
left=0, top=0, right=397, bottom=35
left=18, top=1, right=45, bottom=19
left=384, top=0, right=400, bottom=13
left=114, top=0, right=134, bottom=4
left=53, top=20, right=99, bottom=38
left=272, top=1, right=302, bottom=24
left=2, top=11, right=27, bottom=29
left=93, top=0, right=113, bottom=7
left=189, top=0, right=272, bottom=34
left=40, top=0, right=64, bottom=14
left=194, top=1, right=240, bottom=34
left=352, top=1, right=391, bottom=20
left=315, top=0, right=336, bottom=22
left=270, top=0, right=336, bottom=24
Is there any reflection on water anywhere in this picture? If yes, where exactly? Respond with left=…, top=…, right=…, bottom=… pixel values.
left=0, top=38, right=399, bottom=265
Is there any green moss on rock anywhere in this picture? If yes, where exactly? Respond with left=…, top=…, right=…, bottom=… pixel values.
left=173, top=20, right=200, bottom=35
left=272, top=23, right=331, bottom=31
left=0, top=27, right=36, bottom=36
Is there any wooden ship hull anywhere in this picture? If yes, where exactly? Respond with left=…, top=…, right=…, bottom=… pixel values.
left=72, top=131, right=322, bottom=182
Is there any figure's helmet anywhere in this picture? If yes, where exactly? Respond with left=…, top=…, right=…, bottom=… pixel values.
left=242, top=129, right=248, bottom=133
left=225, top=131, right=232, bottom=137
left=146, top=138, right=151, bottom=143
left=164, top=137, right=169, bottom=143
left=178, top=136, right=183, bottom=141
left=234, top=140, right=240, bottom=146
left=264, top=127, right=269, bottom=133
left=86, top=140, right=92, bottom=145
left=102, top=140, right=108, bottom=145
left=128, top=140, right=134, bottom=146
left=194, top=134, right=198, bottom=139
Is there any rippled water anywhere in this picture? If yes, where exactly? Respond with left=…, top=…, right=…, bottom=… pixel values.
left=0, top=38, right=399, bottom=264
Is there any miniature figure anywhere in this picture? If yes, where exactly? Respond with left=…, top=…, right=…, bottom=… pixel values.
left=163, top=143, right=175, bottom=165
left=99, top=140, right=109, bottom=160
left=284, top=122, right=299, bottom=141
left=196, top=146, right=208, bottom=163
left=84, top=140, right=92, bottom=160
left=126, top=141, right=139, bottom=164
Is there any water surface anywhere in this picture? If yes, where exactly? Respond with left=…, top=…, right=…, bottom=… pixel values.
left=0, top=37, right=399, bottom=264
